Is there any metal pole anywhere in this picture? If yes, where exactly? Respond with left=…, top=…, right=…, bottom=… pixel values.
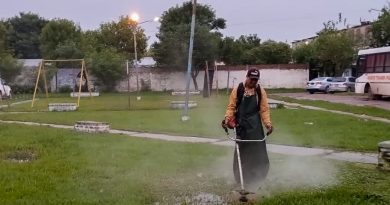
left=205, top=61, right=210, bottom=97
left=227, top=68, right=230, bottom=95
left=215, top=62, right=219, bottom=97
left=236, top=143, right=245, bottom=191
left=133, top=31, right=140, bottom=99
left=182, top=0, right=197, bottom=121
left=127, top=60, right=131, bottom=109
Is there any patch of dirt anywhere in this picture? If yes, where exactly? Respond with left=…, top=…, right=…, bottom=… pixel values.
left=4, top=150, right=37, bottom=163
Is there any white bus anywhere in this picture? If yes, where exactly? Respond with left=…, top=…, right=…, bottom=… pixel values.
left=355, top=46, right=390, bottom=99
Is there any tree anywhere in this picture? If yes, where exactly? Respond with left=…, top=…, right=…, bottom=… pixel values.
left=88, top=48, right=126, bottom=91
left=53, top=41, right=84, bottom=60
left=246, top=40, right=292, bottom=64
left=153, top=1, right=226, bottom=90
left=5, top=12, right=47, bottom=59
left=40, top=19, right=82, bottom=59
left=371, top=6, right=390, bottom=47
left=0, top=22, right=22, bottom=84
left=0, top=53, right=23, bottom=84
left=0, top=22, right=7, bottom=53
left=219, top=34, right=261, bottom=65
left=314, top=29, right=355, bottom=76
left=236, top=34, right=261, bottom=50
left=219, top=37, right=243, bottom=65
left=99, top=16, right=147, bottom=59
left=292, top=43, right=317, bottom=64
left=81, top=30, right=104, bottom=56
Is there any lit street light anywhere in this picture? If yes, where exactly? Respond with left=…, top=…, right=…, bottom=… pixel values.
left=129, top=13, right=159, bottom=101
left=130, top=13, right=140, bottom=22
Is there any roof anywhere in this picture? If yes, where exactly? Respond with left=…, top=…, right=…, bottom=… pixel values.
left=358, top=46, right=390, bottom=55
left=292, top=21, right=372, bottom=44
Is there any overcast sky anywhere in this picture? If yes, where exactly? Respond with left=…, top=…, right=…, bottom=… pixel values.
left=0, top=0, right=388, bottom=46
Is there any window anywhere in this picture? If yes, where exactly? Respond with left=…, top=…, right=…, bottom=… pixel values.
left=366, top=54, right=375, bottom=73
left=312, top=77, right=326, bottom=81
left=349, top=77, right=356, bottom=82
left=332, top=77, right=346, bottom=82
left=385, top=53, right=390, bottom=72
left=357, top=57, right=366, bottom=75
left=375, top=53, right=385, bottom=72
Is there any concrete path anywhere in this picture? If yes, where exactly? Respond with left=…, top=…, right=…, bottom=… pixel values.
left=0, top=120, right=378, bottom=165
left=269, top=99, right=390, bottom=124
left=0, top=99, right=34, bottom=109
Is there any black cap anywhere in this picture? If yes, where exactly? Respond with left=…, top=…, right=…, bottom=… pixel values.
left=246, top=68, right=260, bottom=79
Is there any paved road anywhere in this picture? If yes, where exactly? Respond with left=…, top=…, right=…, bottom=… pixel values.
left=275, top=93, right=390, bottom=111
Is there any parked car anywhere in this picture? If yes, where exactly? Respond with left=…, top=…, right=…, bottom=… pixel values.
left=0, top=79, right=12, bottom=99
left=306, top=77, right=333, bottom=94
left=329, top=77, right=356, bottom=93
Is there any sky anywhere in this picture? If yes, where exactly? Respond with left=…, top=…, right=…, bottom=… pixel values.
left=0, top=0, right=388, bottom=46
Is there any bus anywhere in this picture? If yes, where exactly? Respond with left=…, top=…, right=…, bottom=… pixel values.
left=355, top=46, right=390, bottom=99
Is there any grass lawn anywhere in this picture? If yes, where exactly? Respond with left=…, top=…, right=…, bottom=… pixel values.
left=270, top=95, right=390, bottom=120
left=1, top=93, right=389, bottom=152
left=0, top=124, right=389, bottom=205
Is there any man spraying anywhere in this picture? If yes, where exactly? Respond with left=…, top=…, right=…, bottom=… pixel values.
left=223, top=68, right=273, bottom=194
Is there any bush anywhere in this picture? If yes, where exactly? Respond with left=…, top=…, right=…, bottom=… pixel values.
left=10, top=85, right=34, bottom=94
left=58, top=85, right=73, bottom=93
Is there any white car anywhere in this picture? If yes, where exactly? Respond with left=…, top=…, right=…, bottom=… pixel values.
left=329, top=77, right=356, bottom=93
left=0, top=79, right=11, bottom=99
left=306, top=77, right=334, bottom=94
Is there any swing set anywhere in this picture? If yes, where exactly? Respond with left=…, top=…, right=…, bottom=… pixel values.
left=31, top=59, right=93, bottom=108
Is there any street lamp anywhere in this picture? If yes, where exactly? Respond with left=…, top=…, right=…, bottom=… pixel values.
left=129, top=13, right=159, bottom=101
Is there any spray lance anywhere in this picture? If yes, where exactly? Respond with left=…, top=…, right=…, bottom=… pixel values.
left=221, top=119, right=268, bottom=203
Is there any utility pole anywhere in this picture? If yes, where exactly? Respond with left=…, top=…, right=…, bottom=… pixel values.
left=182, top=0, right=197, bottom=121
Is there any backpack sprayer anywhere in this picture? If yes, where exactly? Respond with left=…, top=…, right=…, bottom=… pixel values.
left=222, top=119, right=268, bottom=203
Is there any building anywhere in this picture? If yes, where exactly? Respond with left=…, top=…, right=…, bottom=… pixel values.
left=292, top=21, right=373, bottom=49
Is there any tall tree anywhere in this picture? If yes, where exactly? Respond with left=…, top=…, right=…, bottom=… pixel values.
left=88, top=48, right=126, bottom=91
left=99, top=16, right=147, bottom=59
left=314, top=26, right=355, bottom=76
left=153, top=1, right=226, bottom=90
left=81, top=30, right=104, bottom=56
left=219, top=37, right=243, bottom=65
left=5, top=12, right=47, bottom=59
left=0, top=22, right=7, bottom=53
left=0, top=22, right=22, bottom=84
left=371, top=6, right=390, bottom=47
left=40, top=19, right=82, bottom=59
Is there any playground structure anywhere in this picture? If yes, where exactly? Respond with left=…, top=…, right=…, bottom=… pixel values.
left=31, top=59, right=93, bottom=108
